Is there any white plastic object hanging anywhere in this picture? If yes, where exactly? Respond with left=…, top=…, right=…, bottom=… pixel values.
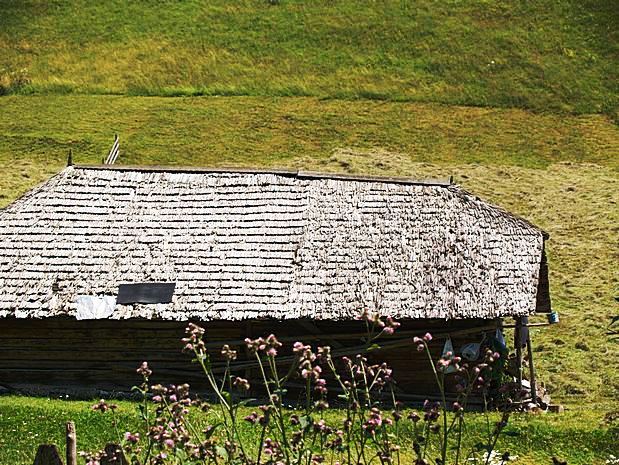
left=441, top=337, right=457, bottom=374
left=75, top=295, right=116, bottom=320
left=461, top=342, right=481, bottom=361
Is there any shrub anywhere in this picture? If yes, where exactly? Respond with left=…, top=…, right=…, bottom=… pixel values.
left=0, top=68, right=31, bottom=95
left=83, top=312, right=519, bottom=465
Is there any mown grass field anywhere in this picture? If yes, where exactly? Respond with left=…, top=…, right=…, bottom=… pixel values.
left=0, top=0, right=618, bottom=463
left=0, top=396, right=617, bottom=465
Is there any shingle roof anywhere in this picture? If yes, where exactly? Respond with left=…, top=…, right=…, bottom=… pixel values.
left=0, top=166, right=549, bottom=320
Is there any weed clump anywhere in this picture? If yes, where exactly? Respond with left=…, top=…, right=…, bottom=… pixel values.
left=83, top=312, right=522, bottom=465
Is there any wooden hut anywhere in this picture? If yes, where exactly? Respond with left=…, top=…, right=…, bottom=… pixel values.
left=0, top=165, right=551, bottom=399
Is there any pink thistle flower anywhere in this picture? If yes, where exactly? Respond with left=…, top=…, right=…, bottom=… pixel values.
left=124, top=432, right=140, bottom=443
left=266, top=347, right=278, bottom=357
left=221, top=344, right=237, bottom=361
left=136, top=361, right=152, bottom=378
left=183, top=343, right=194, bottom=352
left=293, top=341, right=305, bottom=353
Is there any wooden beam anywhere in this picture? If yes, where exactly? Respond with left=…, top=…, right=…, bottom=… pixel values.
left=193, top=322, right=501, bottom=350
left=526, top=331, right=538, bottom=404
left=207, top=323, right=500, bottom=374
left=296, top=321, right=344, bottom=348
left=515, top=317, right=523, bottom=392
left=501, top=322, right=552, bottom=328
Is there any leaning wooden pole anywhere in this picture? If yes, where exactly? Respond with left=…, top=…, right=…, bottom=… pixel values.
left=66, top=421, right=77, bottom=465
left=515, top=317, right=523, bottom=392
left=526, top=331, right=538, bottom=404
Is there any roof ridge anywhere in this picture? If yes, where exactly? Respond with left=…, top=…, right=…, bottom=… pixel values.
left=73, top=164, right=453, bottom=187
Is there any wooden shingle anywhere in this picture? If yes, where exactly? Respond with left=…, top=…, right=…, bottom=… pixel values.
left=0, top=166, right=549, bottom=320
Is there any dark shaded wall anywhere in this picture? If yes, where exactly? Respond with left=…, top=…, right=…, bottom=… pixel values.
left=0, top=317, right=499, bottom=399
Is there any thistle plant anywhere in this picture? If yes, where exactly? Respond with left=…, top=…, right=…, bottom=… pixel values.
left=410, top=335, right=516, bottom=465
left=82, top=312, right=518, bottom=465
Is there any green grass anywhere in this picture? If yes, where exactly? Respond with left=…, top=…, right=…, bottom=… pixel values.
left=1, top=96, right=617, bottom=194
left=0, top=396, right=616, bottom=465
left=0, top=0, right=617, bottom=115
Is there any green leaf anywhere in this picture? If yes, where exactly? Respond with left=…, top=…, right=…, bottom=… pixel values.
left=474, top=442, right=491, bottom=452
left=502, top=430, right=520, bottom=436
left=299, top=415, right=313, bottom=430
left=367, top=343, right=381, bottom=351
left=215, top=445, right=228, bottom=460
left=238, top=398, right=257, bottom=407
left=203, top=423, right=221, bottom=439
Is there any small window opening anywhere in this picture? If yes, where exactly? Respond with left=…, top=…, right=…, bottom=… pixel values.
left=117, top=282, right=176, bottom=304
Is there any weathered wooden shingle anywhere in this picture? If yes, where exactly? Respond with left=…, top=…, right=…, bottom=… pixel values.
left=0, top=166, right=549, bottom=320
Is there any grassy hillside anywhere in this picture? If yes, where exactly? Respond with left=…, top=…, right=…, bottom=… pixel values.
left=0, top=0, right=617, bottom=411
left=1, top=0, right=617, bottom=114
left=1, top=96, right=618, bottom=403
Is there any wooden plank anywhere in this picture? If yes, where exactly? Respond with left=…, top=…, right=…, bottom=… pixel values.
left=515, top=317, right=523, bottom=391
left=526, top=331, right=538, bottom=404
left=296, top=320, right=344, bottom=348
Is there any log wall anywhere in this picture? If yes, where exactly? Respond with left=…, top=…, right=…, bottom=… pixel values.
left=0, top=317, right=499, bottom=399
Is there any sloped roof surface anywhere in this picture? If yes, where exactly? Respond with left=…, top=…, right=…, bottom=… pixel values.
left=0, top=166, right=547, bottom=320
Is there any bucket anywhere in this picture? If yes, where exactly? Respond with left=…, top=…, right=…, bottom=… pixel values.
left=547, top=312, right=560, bottom=324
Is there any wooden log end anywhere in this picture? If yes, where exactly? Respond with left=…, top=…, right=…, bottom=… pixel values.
left=548, top=404, right=564, bottom=414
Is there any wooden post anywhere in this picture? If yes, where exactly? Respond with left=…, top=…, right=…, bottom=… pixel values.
left=33, top=444, right=63, bottom=465
left=515, top=317, right=523, bottom=393
left=526, top=331, right=538, bottom=404
left=65, top=421, right=77, bottom=465
left=244, top=320, right=253, bottom=391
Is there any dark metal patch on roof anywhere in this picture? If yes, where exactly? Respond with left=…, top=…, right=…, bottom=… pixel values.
left=117, top=283, right=176, bottom=305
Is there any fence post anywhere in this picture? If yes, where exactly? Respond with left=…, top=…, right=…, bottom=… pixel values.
left=66, top=422, right=77, bottom=465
